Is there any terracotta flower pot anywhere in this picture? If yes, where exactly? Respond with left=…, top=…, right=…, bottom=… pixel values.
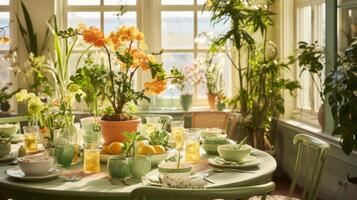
left=99, top=118, right=141, bottom=145
left=317, top=103, right=325, bottom=132
left=207, top=93, right=218, bottom=111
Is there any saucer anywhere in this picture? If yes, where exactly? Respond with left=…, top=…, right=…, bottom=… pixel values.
left=208, top=155, right=261, bottom=169
left=6, top=167, right=64, bottom=181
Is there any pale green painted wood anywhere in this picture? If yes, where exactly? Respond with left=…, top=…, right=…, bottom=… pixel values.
left=325, top=0, right=337, bottom=134
left=130, top=182, right=275, bottom=200
left=0, top=116, right=28, bottom=124
left=136, top=114, right=172, bottom=130
left=288, top=134, right=331, bottom=200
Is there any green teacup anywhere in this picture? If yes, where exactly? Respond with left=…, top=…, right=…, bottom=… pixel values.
left=0, top=143, right=10, bottom=158
left=129, top=155, right=151, bottom=178
left=107, top=156, right=130, bottom=179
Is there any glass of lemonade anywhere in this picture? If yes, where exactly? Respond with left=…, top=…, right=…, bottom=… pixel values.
left=185, top=128, right=201, bottom=163
left=23, top=126, right=39, bottom=153
left=83, top=143, right=100, bottom=174
left=171, top=120, right=185, bottom=150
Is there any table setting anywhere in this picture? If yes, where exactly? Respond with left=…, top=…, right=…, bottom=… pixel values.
left=0, top=117, right=276, bottom=200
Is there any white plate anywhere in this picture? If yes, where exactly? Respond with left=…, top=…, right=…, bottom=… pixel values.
left=6, top=167, right=64, bottom=181
left=208, top=155, right=261, bottom=169
left=0, top=152, right=16, bottom=163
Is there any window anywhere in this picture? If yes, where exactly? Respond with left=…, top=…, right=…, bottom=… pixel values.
left=60, top=0, right=233, bottom=110
left=0, top=0, right=11, bottom=89
left=153, top=0, right=232, bottom=109
left=295, top=0, right=325, bottom=115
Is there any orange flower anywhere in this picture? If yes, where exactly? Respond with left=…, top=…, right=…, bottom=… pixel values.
left=144, top=79, right=167, bottom=95
left=82, top=26, right=106, bottom=47
left=51, top=98, right=61, bottom=107
left=109, top=31, right=122, bottom=50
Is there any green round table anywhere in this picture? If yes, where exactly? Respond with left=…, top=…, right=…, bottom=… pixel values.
left=0, top=148, right=276, bottom=200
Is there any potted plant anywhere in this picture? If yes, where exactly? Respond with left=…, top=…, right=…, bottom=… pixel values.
left=171, top=65, right=204, bottom=111
left=70, top=25, right=178, bottom=144
left=194, top=47, right=225, bottom=111
left=207, top=0, right=300, bottom=150
left=297, top=41, right=325, bottom=131
left=324, top=40, right=357, bottom=198
left=0, top=83, right=19, bottom=113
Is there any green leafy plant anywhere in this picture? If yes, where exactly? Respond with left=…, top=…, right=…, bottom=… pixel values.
left=208, top=0, right=300, bottom=149
left=149, top=130, right=169, bottom=147
left=16, top=0, right=52, bottom=56
left=123, top=132, right=147, bottom=157
left=297, top=41, right=325, bottom=102
left=70, top=57, right=108, bottom=116
left=0, top=83, right=19, bottom=112
left=324, top=41, right=357, bottom=155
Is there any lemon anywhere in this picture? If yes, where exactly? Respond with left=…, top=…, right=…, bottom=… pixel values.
left=137, top=144, right=156, bottom=155
left=153, top=145, right=166, bottom=154
left=108, top=142, right=123, bottom=155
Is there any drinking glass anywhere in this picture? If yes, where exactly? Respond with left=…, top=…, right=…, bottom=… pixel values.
left=185, top=128, right=201, bottom=163
left=54, top=144, right=74, bottom=168
left=83, top=143, right=100, bottom=174
left=171, top=120, right=185, bottom=150
left=23, top=126, right=39, bottom=153
left=146, top=116, right=161, bottom=135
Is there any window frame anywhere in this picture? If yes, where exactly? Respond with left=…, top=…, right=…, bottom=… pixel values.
left=293, top=0, right=325, bottom=121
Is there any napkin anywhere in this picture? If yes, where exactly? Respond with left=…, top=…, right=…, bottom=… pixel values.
left=160, top=174, right=205, bottom=189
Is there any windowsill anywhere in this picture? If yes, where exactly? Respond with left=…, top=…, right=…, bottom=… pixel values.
left=290, top=111, right=320, bottom=128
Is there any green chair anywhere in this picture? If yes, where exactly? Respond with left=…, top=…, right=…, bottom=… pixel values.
left=136, top=114, right=173, bottom=131
left=254, top=134, right=330, bottom=200
left=131, top=182, right=276, bottom=200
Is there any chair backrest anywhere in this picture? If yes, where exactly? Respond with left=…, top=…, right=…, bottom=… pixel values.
left=184, top=112, right=230, bottom=130
left=289, top=134, right=330, bottom=200
left=136, top=114, right=173, bottom=131
left=131, top=182, right=276, bottom=200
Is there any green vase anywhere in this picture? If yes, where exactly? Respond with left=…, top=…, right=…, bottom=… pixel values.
left=54, top=144, right=74, bottom=168
left=216, top=101, right=225, bottom=111
left=107, top=156, right=130, bottom=179
left=180, top=95, right=192, bottom=111
left=129, top=155, right=151, bottom=178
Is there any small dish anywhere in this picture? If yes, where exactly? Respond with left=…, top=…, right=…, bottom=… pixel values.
left=217, top=144, right=252, bottom=162
left=18, top=155, right=54, bottom=176
left=208, top=155, right=261, bottom=169
left=6, top=167, right=64, bottom=181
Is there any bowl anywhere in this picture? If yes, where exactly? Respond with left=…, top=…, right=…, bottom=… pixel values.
left=0, top=124, right=19, bottom=138
left=217, top=144, right=251, bottom=162
left=18, top=156, right=54, bottom=176
left=203, top=137, right=229, bottom=155
left=158, top=161, right=192, bottom=177
left=146, top=151, right=169, bottom=166
left=0, top=142, right=11, bottom=158
left=200, top=128, right=224, bottom=139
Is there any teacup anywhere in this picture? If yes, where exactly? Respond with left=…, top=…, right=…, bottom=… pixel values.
left=129, top=155, right=151, bottom=178
left=107, top=156, right=130, bottom=179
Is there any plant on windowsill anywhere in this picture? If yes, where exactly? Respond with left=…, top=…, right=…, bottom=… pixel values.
left=207, top=0, right=301, bottom=150
left=194, top=40, right=225, bottom=111
left=297, top=41, right=325, bottom=131
left=0, top=83, right=19, bottom=113
left=171, top=65, right=204, bottom=111
left=324, top=41, right=357, bottom=155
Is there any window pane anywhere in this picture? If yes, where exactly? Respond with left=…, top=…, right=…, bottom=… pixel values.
left=197, top=0, right=206, bottom=5
left=197, top=11, right=230, bottom=48
left=161, top=0, right=193, bottom=5
left=0, top=0, right=9, bottom=5
left=0, top=54, right=10, bottom=88
left=299, top=71, right=311, bottom=110
left=67, top=12, right=100, bottom=28
left=68, top=0, right=100, bottom=5
left=104, top=12, right=137, bottom=34
left=0, top=12, right=10, bottom=50
left=162, top=11, right=194, bottom=49
left=105, top=0, right=136, bottom=5
left=160, top=53, right=194, bottom=98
